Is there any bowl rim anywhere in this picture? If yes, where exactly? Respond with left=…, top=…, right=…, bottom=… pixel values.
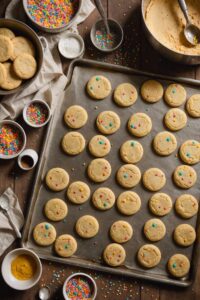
left=58, top=33, right=85, bottom=59
left=23, top=99, right=51, bottom=128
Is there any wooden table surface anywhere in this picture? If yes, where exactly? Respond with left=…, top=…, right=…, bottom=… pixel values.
left=1, top=1, right=200, bottom=299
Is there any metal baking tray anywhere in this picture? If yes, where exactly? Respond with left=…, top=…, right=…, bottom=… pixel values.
left=22, top=59, right=200, bottom=287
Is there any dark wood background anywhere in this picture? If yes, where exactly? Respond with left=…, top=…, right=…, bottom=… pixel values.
left=0, top=1, right=200, bottom=299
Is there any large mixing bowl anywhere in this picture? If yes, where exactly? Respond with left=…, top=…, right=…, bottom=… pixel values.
left=141, top=0, right=200, bottom=65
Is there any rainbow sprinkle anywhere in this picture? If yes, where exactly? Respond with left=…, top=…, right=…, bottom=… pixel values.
left=26, top=103, right=48, bottom=125
left=0, top=125, right=23, bottom=156
left=27, top=0, right=79, bottom=29
left=65, top=276, right=93, bottom=300
left=95, top=29, right=116, bottom=49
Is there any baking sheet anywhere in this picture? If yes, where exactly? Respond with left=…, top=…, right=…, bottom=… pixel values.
left=22, top=59, right=200, bottom=287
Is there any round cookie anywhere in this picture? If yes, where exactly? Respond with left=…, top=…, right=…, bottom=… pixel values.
left=44, top=198, right=68, bottom=221
left=75, top=215, right=99, bottom=238
left=137, top=244, right=161, bottom=268
left=116, top=164, right=141, bottom=188
left=67, top=181, right=90, bottom=204
left=175, top=194, right=198, bottom=219
left=153, top=131, right=177, bottom=156
left=144, top=218, right=166, bottom=242
left=173, top=165, right=197, bottom=189
left=33, top=222, right=56, bottom=246
left=117, top=191, right=141, bottom=216
left=0, top=63, right=6, bottom=86
left=61, top=132, right=85, bottom=155
left=164, top=108, right=187, bottom=131
left=168, top=254, right=190, bottom=278
left=120, top=140, right=143, bottom=164
left=0, top=35, right=13, bottom=62
left=174, top=224, right=196, bottom=247
left=1, top=62, right=22, bottom=90
left=64, top=105, right=88, bottom=129
left=186, top=94, right=200, bottom=117
left=110, top=220, right=133, bottom=243
left=55, top=234, right=77, bottom=257
left=89, top=135, right=111, bottom=157
left=103, top=243, right=126, bottom=267
left=13, top=53, right=37, bottom=79
left=87, top=158, right=111, bottom=183
left=141, top=80, right=164, bottom=103
left=149, top=193, right=172, bottom=216
left=179, top=140, right=200, bottom=165
left=128, top=113, right=152, bottom=137
left=164, top=83, right=186, bottom=107
left=92, top=187, right=115, bottom=210
left=87, top=75, right=111, bottom=100
left=113, top=83, right=138, bottom=107
left=11, top=36, right=35, bottom=60
left=45, top=167, right=69, bottom=192
left=96, top=111, right=120, bottom=135
left=0, top=28, right=15, bottom=40
left=143, top=168, right=166, bottom=192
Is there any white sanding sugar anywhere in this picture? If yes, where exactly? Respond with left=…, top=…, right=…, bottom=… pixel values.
left=59, top=37, right=82, bottom=58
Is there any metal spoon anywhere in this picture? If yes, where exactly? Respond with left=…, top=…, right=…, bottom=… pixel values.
left=178, top=0, right=200, bottom=46
left=39, top=286, right=51, bottom=300
left=94, top=0, right=110, bottom=35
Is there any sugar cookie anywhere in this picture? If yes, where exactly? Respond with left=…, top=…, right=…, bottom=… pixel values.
left=117, top=164, right=141, bottom=188
left=113, top=83, right=138, bottom=107
left=174, top=224, right=196, bottom=246
left=149, top=193, right=172, bottom=216
left=128, top=113, right=152, bottom=137
left=87, top=75, right=111, bottom=100
left=0, top=28, right=15, bottom=39
left=164, top=108, right=187, bottom=131
left=1, top=62, right=22, bottom=90
left=0, top=35, right=13, bottom=62
left=67, top=181, right=90, bottom=204
left=33, top=222, right=56, bottom=246
left=143, top=168, right=166, bottom=191
left=137, top=244, right=161, bottom=268
left=44, top=198, right=68, bottom=221
left=96, top=111, right=120, bottom=134
left=55, top=234, right=77, bottom=257
left=117, top=191, right=141, bottom=216
left=110, top=220, right=133, bottom=243
left=89, top=135, right=111, bottom=157
left=61, top=132, right=86, bottom=155
left=46, top=167, right=69, bottom=192
left=75, top=215, right=99, bottom=238
left=173, top=165, right=197, bottom=189
left=120, top=140, right=143, bottom=164
left=144, top=218, right=166, bottom=242
left=175, top=194, right=198, bottom=219
left=168, top=254, right=190, bottom=278
left=87, top=158, right=111, bottom=182
left=186, top=94, right=200, bottom=117
left=179, top=140, right=200, bottom=165
left=64, top=105, right=88, bottom=129
left=153, top=131, right=177, bottom=156
left=11, top=36, right=35, bottom=60
left=13, top=53, right=37, bottom=79
left=92, top=187, right=115, bottom=210
left=0, top=63, right=6, bottom=86
left=164, top=83, right=186, bottom=107
left=103, top=243, right=126, bottom=267
left=141, top=80, right=164, bottom=103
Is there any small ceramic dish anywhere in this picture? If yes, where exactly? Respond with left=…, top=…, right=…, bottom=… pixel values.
left=0, top=120, right=26, bottom=160
left=17, top=149, right=38, bottom=171
left=1, top=248, right=42, bottom=290
left=58, top=33, right=85, bottom=59
left=23, top=100, right=51, bottom=128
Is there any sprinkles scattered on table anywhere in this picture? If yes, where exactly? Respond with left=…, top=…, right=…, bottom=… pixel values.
left=26, top=103, right=48, bottom=125
left=0, top=125, right=23, bottom=156
left=65, top=275, right=93, bottom=299
left=95, top=29, right=116, bottom=50
left=27, top=0, right=79, bottom=29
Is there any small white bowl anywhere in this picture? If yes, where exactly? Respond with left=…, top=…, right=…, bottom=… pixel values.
left=1, top=248, right=42, bottom=290
left=23, top=100, right=51, bottom=128
left=63, top=272, right=97, bottom=300
left=58, top=33, right=85, bottom=59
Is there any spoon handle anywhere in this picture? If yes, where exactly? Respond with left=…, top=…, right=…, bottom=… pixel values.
left=178, top=0, right=190, bottom=23
left=6, top=210, right=22, bottom=238
left=94, top=0, right=110, bottom=34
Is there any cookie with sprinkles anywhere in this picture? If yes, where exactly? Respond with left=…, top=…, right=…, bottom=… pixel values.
left=143, top=168, right=166, bottom=192
left=116, top=164, right=141, bottom=188
left=33, top=222, right=56, bottom=246
left=149, top=193, right=172, bottom=216
left=61, top=131, right=86, bottom=155
left=87, top=75, right=111, bottom=100
left=168, top=254, right=190, bottom=278
left=186, top=94, right=200, bottom=117
left=67, top=181, right=90, bottom=204
left=120, top=140, right=144, bottom=164
left=164, top=83, right=187, bottom=107
left=164, top=108, right=187, bottom=131
left=96, top=110, right=121, bottom=134
left=153, top=131, right=177, bottom=156
left=87, top=158, right=111, bottom=182
left=64, top=105, right=88, bottom=129
left=179, top=140, right=200, bottom=165
left=76, top=215, right=99, bottom=238
left=174, top=224, right=196, bottom=246
left=173, top=165, right=197, bottom=189
left=44, top=198, right=68, bottom=221
left=89, top=135, right=111, bottom=157
left=143, top=218, right=166, bottom=242
left=45, top=167, right=69, bottom=192
left=128, top=112, right=152, bottom=137
left=114, top=83, right=138, bottom=107
left=103, top=243, right=126, bottom=267
left=92, top=187, right=115, bottom=210
left=175, top=194, right=199, bottom=219
left=117, top=191, right=141, bottom=216
left=110, top=220, right=133, bottom=243
left=55, top=234, right=77, bottom=257
left=137, top=244, right=161, bottom=268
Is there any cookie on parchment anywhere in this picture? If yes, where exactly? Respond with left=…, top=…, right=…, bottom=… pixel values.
left=164, top=83, right=186, bottom=107
left=92, top=187, right=115, bottom=210
left=89, top=135, right=111, bottom=157
left=45, top=167, right=69, bottom=192
left=96, top=110, right=121, bottom=135
left=179, top=140, right=200, bottom=165
left=117, top=191, right=141, bottom=216
left=128, top=112, right=152, bottom=137
left=186, top=94, right=200, bottom=118
left=153, top=131, right=177, bottom=156
left=141, top=80, right=164, bottom=103
left=76, top=215, right=99, bottom=238
left=64, top=105, right=88, bottom=129
left=13, top=53, right=37, bottom=79
left=174, top=224, right=196, bottom=247
left=167, top=254, right=190, bottom=278
left=55, top=234, right=77, bottom=257
left=44, top=198, right=68, bottom=221
left=175, top=194, right=198, bottom=219
left=110, top=220, right=133, bottom=243
left=137, top=244, right=161, bottom=268
left=114, top=83, right=138, bottom=107
left=144, top=218, right=166, bottom=242
left=164, top=108, right=187, bottom=131
left=67, top=181, right=90, bottom=204
left=103, top=243, right=126, bottom=267
left=173, top=165, right=197, bottom=189
left=149, top=193, right=172, bottom=216
left=143, top=168, right=166, bottom=192
left=61, top=132, right=86, bottom=155
left=116, top=164, right=141, bottom=188
left=120, top=140, right=143, bottom=164
left=33, top=222, right=56, bottom=246
left=87, top=158, right=111, bottom=183
left=87, top=75, right=111, bottom=100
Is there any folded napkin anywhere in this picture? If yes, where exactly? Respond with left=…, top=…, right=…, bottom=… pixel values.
left=0, top=188, right=24, bottom=256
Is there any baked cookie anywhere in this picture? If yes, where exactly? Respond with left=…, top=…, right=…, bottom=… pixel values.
left=174, top=224, right=196, bottom=246
left=173, top=165, right=197, bottom=189
left=75, top=215, right=99, bottom=238
left=141, top=80, right=164, bottom=103
left=89, top=135, right=111, bottom=157
left=149, top=193, right=172, bottom=216
left=179, top=140, right=200, bottom=165
left=168, top=254, right=190, bottom=278
left=33, top=222, right=56, bottom=246
left=13, top=53, right=37, bottom=79
left=0, top=35, right=13, bottom=62
left=96, top=111, right=120, bottom=134
left=103, top=243, right=126, bottom=267
left=1, top=62, right=22, bottom=90
left=175, top=194, right=198, bottom=219
left=144, top=218, right=166, bottom=242
left=137, top=244, right=161, bottom=268
left=0, top=28, right=15, bottom=39
left=120, top=140, right=143, bottom=164
left=11, top=36, right=35, bottom=60
left=64, top=105, right=88, bottom=129
left=110, top=220, right=133, bottom=243
left=117, top=191, right=141, bottom=216
left=113, top=83, right=138, bottom=107
left=87, top=75, right=111, bottom=100
left=45, top=167, right=69, bottom=192
left=164, top=83, right=186, bottom=107
left=87, top=158, right=111, bottom=182
left=0, top=63, right=6, bottom=86
left=55, top=234, right=77, bottom=257
left=143, top=168, right=166, bottom=191
left=61, top=132, right=85, bottom=155
left=128, top=113, right=152, bottom=137
left=164, top=108, right=187, bottom=131
left=186, top=94, right=200, bottom=117
left=116, top=164, right=141, bottom=188
left=92, top=187, right=115, bottom=210
left=153, top=131, right=177, bottom=156
left=44, top=198, right=68, bottom=221
left=67, top=181, right=90, bottom=204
